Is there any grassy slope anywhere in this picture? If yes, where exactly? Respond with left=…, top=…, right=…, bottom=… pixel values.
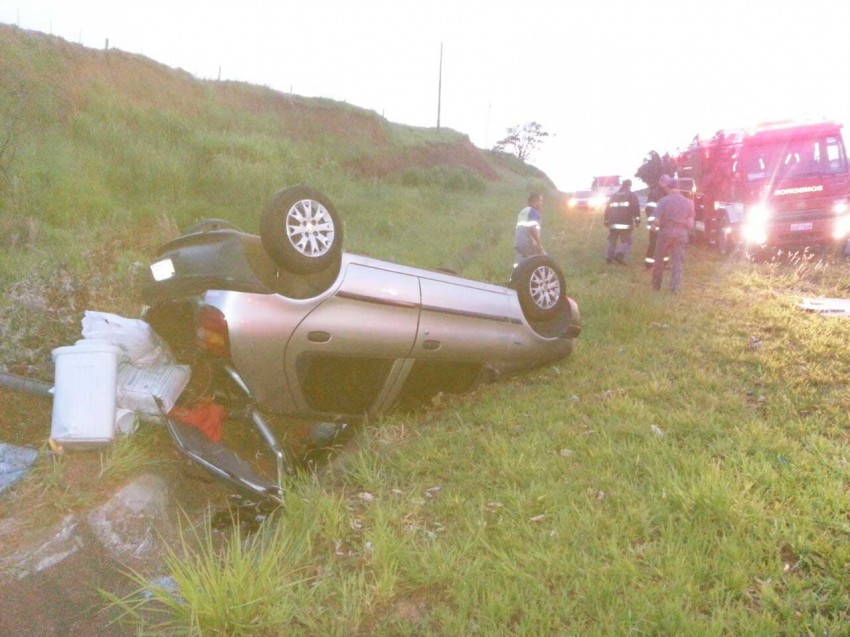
left=2, top=25, right=849, bottom=636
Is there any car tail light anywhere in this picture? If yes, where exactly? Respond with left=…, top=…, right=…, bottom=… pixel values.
left=196, top=305, right=230, bottom=357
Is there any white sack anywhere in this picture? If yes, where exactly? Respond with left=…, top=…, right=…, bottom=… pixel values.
left=81, top=310, right=173, bottom=366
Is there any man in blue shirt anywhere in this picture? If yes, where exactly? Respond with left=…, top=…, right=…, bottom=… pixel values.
left=513, top=193, right=546, bottom=267
left=651, top=175, right=695, bottom=293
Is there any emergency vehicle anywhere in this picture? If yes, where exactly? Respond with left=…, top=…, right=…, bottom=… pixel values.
left=676, top=121, right=850, bottom=255
left=590, top=175, right=621, bottom=208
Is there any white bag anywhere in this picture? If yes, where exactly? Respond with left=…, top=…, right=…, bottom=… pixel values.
left=81, top=310, right=173, bottom=366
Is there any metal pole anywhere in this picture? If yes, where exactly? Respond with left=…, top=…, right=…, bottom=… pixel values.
left=0, top=372, right=53, bottom=398
left=436, top=42, right=443, bottom=131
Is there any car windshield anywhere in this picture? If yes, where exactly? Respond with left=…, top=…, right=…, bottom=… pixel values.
left=741, top=135, right=848, bottom=182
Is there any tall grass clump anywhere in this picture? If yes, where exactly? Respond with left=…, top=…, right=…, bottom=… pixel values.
left=111, top=482, right=395, bottom=636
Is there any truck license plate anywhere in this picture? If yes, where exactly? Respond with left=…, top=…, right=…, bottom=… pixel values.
left=790, top=223, right=813, bottom=232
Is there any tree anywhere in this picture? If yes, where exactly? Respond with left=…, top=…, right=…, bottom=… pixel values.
left=493, top=122, right=550, bottom=161
left=635, top=150, right=677, bottom=190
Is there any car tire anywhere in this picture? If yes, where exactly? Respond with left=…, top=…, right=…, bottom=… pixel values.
left=184, top=218, right=239, bottom=235
left=260, top=186, right=344, bottom=274
left=510, top=255, right=566, bottom=322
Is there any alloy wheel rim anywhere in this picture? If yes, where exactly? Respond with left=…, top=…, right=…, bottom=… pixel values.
left=529, top=265, right=560, bottom=309
left=286, top=199, right=335, bottom=257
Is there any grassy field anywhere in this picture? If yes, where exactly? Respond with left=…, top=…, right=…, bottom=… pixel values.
left=2, top=24, right=850, bottom=636
left=112, top=207, right=850, bottom=636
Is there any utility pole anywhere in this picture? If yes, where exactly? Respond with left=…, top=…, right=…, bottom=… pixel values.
left=436, top=42, right=443, bottom=132
left=485, top=102, right=492, bottom=148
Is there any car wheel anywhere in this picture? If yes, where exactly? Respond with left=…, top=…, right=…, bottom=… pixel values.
left=260, top=186, right=344, bottom=274
left=184, top=218, right=239, bottom=235
left=510, top=255, right=566, bottom=322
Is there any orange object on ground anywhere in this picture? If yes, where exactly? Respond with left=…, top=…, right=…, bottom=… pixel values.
left=168, top=399, right=226, bottom=443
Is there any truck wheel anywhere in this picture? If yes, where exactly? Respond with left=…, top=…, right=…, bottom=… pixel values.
left=510, top=255, right=566, bottom=322
left=261, top=186, right=344, bottom=274
left=717, top=217, right=734, bottom=256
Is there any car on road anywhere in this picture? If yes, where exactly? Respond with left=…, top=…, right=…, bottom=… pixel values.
left=143, top=186, right=582, bottom=500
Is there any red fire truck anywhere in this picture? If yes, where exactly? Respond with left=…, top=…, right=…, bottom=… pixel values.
left=676, top=120, right=850, bottom=255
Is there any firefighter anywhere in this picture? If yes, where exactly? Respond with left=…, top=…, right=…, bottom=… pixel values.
left=603, top=179, right=641, bottom=265
left=643, top=184, right=664, bottom=270
left=643, top=184, right=665, bottom=269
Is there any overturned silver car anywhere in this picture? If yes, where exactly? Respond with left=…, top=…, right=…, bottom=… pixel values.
left=143, top=186, right=581, bottom=500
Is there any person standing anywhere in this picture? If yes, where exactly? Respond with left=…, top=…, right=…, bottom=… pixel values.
left=603, top=179, right=641, bottom=264
left=513, top=193, right=546, bottom=267
left=651, top=174, right=695, bottom=293
left=643, top=183, right=664, bottom=269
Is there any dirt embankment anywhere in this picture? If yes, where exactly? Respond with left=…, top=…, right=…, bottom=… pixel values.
left=344, top=137, right=501, bottom=180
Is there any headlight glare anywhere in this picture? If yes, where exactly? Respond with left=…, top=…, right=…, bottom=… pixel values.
left=834, top=215, right=850, bottom=239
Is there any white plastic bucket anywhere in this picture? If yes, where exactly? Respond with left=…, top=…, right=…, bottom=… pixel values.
left=50, top=339, right=122, bottom=446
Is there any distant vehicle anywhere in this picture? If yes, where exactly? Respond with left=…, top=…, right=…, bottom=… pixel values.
left=590, top=175, right=621, bottom=208
left=677, top=120, right=850, bottom=255
left=567, top=190, right=596, bottom=210
left=143, top=186, right=582, bottom=500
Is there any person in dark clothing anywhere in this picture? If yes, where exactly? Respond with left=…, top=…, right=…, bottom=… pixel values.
left=651, top=174, right=695, bottom=293
left=603, top=179, right=641, bottom=265
left=643, top=184, right=664, bottom=269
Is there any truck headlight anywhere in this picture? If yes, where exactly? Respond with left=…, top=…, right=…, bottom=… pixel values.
left=742, top=204, right=770, bottom=245
left=833, top=201, right=848, bottom=215
left=834, top=215, right=850, bottom=239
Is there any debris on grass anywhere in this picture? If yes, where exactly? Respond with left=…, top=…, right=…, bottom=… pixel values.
left=0, top=443, right=39, bottom=495
left=424, top=485, right=442, bottom=498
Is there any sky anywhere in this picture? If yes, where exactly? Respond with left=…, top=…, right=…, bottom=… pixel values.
left=3, top=0, right=850, bottom=191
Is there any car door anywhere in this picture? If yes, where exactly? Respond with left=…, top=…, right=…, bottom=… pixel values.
left=415, top=276, right=514, bottom=362
left=386, top=274, right=515, bottom=408
left=283, top=262, right=421, bottom=416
